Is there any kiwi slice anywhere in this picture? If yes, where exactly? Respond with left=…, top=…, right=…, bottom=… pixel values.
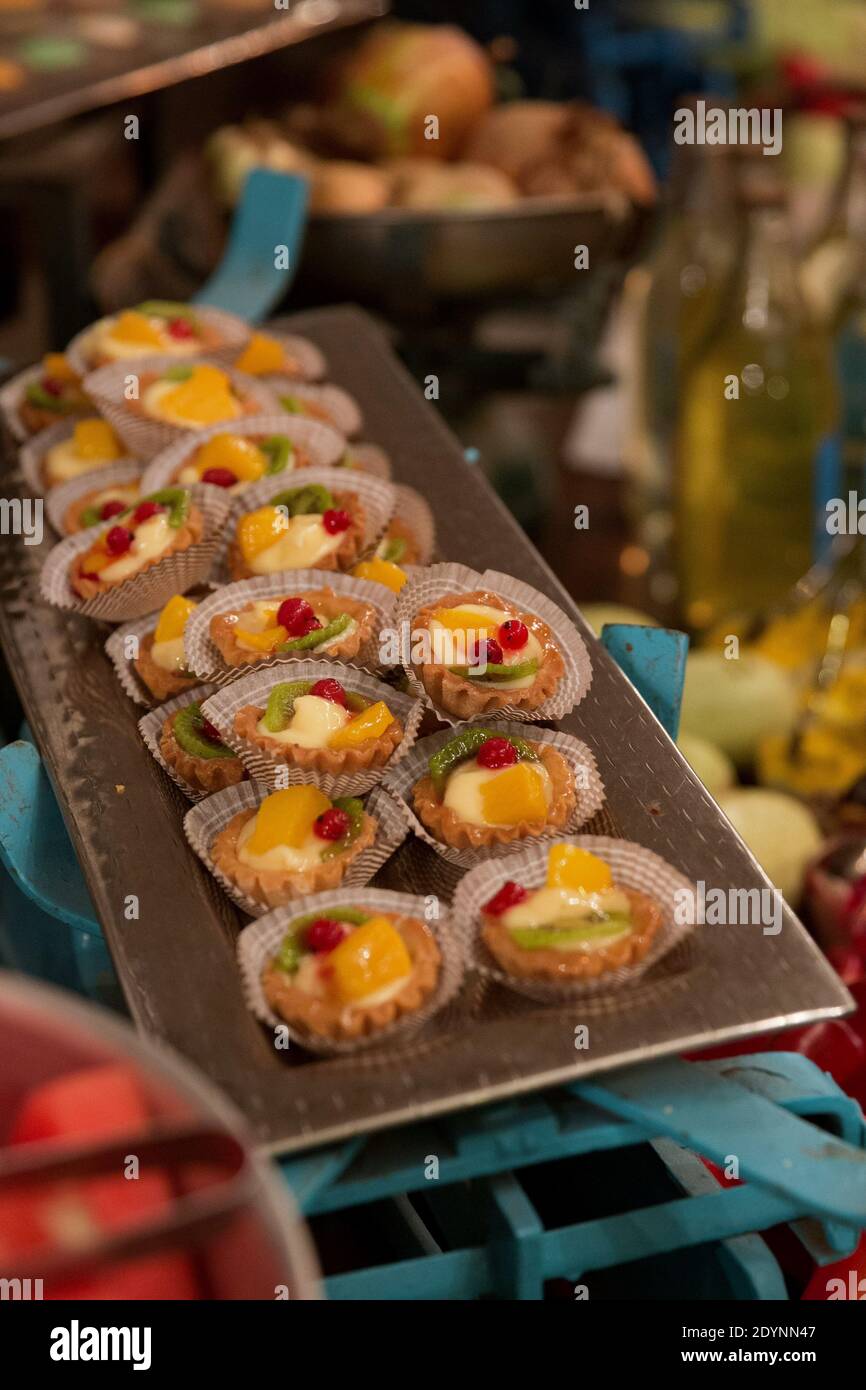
left=280, top=394, right=304, bottom=415
left=261, top=680, right=312, bottom=732
left=271, top=483, right=335, bottom=517
left=275, top=906, right=369, bottom=973
left=260, top=435, right=294, bottom=475
left=25, top=383, right=69, bottom=412
left=136, top=300, right=199, bottom=326
left=448, top=658, right=539, bottom=683
left=277, top=612, right=352, bottom=654
left=320, top=796, right=365, bottom=861
left=119, top=486, right=189, bottom=529
left=79, top=504, right=103, bottom=529
left=428, top=728, right=538, bottom=797
left=380, top=536, right=407, bottom=564
left=173, top=703, right=233, bottom=760
left=508, top=919, right=632, bottom=951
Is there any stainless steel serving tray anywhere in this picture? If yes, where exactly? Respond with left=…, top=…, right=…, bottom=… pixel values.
left=0, top=306, right=851, bottom=1154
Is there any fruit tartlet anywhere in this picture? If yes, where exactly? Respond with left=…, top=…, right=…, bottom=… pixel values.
left=232, top=676, right=404, bottom=778
left=134, top=594, right=200, bottom=701
left=279, top=382, right=362, bottom=437
left=170, top=430, right=303, bottom=492
left=71, top=302, right=244, bottom=371
left=159, top=697, right=246, bottom=795
left=260, top=905, right=441, bottom=1041
left=129, top=363, right=263, bottom=431
left=210, top=785, right=378, bottom=909
left=228, top=482, right=365, bottom=580
left=479, top=843, right=662, bottom=982
left=16, top=354, right=90, bottom=436
left=234, top=330, right=325, bottom=383
left=209, top=589, right=379, bottom=669
left=39, top=419, right=132, bottom=490
left=69, top=489, right=203, bottom=600
left=412, top=728, right=575, bottom=850
left=410, top=590, right=565, bottom=719
left=58, top=477, right=141, bottom=536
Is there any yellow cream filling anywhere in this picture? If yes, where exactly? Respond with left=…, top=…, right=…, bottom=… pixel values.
left=45, top=442, right=120, bottom=483
left=247, top=515, right=343, bottom=574
left=429, top=602, right=542, bottom=688
left=150, top=636, right=187, bottom=672
left=236, top=814, right=321, bottom=871
left=256, top=693, right=350, bottom=748
left=98, top=513, right=174, bottom=584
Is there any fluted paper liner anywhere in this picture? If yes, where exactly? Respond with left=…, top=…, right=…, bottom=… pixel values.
left=387, top=484, right=436, bottom=565
left=183, top=569, right=397, bottom=684
left=241, top=331, right=327, bottom=383
left=20, top=419, right=140, bottom=499
left=184, top=782, right=407, bottom=918
left=66, top=305, right=250, bottom=378
left=382, top=720, right=605, bottom=870
left=211, top=466, right=396, bottom=585
left=45, top=461, right=143, bottom=536
left=1, top=364, right=52, bottom=442
left=393, top=563, right=592, bottom=724
left=452, top=835, right=697, bottom=1003
left=83, top=355, right=280, bottom=460
left=138, top=682, right=221, bottom=801
left=105, top=610, right=172, bottom=705
left=237, top=887, right=465, bottom=1056
left=267, top=380, right=362, bottom=437
left=343, top=442, right=392, bottom=480
left=138, top=414, right=345, bottom=494
left=200, top=659, right=425, bottom=795
left=40, top=483, right=230, bottom=622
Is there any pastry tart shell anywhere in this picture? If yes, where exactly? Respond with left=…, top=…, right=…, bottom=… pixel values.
left=261, top=914, right=441, bottom=1040
left=134, top=632, right=198, bottom=702
left=481, top=887, right=662, bottom=981
left=412, top=742, right=576, bottom=850
left=211, top=807, right=377, bottom=910
left=233, top=704, right=404, bottom=775
left=209, top=588, right=377, bottom=669
left=70, top=505, right=204, bottom=599
left=159, top=713, right=246, bottom=794
left=227, top=493, right=367, bottom=582
left=411, top=588, right=565, bottom=718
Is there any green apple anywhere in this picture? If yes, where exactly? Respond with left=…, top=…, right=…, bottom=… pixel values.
left=680, top=651, right=798, bottom=766
left=677, top=732, right=737, bottom=799
left=717, top=787, right=822, bottom=904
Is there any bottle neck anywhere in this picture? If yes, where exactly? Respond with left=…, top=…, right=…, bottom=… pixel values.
left=735, top=206, right=803, bottom=334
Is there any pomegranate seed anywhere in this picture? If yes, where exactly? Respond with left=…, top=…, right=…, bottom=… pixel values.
left=313, top=807, right=351, bottom=842
left=100, top=499, right=126, bottom=520
left=167, top=317, right=195, bottom=340
left=310, top=678, right=346, bottom=706
left=468, top=637, right=503, bottom=668
left=277, top=597, right=319, bottom=636
left=132, top=500, right=165, bottom=525
left=105, top=525, right=133, bottom=555
left=41, top=377, right=64, bottom=397
left=484, top=881, right=529, bottom=917
left=306, top=917, right=348, bottom=953
left=201, top=466, right=237, bottom=488
left=499, top=619, right=529, bottom=651
left=477, top=737, right=518, bottom=770
left=323, top=508, right=351, bottom=535
left=200, top=718, right=222, bottom=743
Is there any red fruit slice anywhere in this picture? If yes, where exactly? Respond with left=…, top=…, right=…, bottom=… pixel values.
left=167, top=317, right=195, bottom=340
left=105, top=525, right=133, bottom=555
left=310, top=678, right=346, bottom=706
left=277, top=597, right=317, bottom=636
left=306, top=917, right=348, bottom=953
left=100, top=499, right=126, bottom=520
left=476, top=736, right=519, bottom=769
left=132, top=500, right=165, bottom=525
left=468, top=637, right=503, bottom=668
left=499, top=619, right=529, bottom=651
left=200, top=717, right=223, bottom=744
left=484, top=881, right=529, bottom=916
left=41, top=377, right=64, bottom=397
left=200, top=467, right=237, bottom=488
left=313, top=807, right=351, bottom=841
left=323, top=508, right=351, bottom=535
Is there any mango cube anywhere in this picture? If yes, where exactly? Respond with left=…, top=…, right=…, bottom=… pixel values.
left=111, top=310, right=164, bottom=347
left=547, top=844, right=612, bottom=892
left=42, top=352, right=78, bottom=383
left=352, top=557, right=407, bottom=593
left=235, top=332, right=286, bottom=376
left=246, top=787, right=332, bottom=854
left=159, top=365, right=238, bottom=425
left=432, top=606, right=500, bottom=635
left=329, top=917, right=411, bottom=1004
left=73, top=420, right=122, bottom=461
left=330, top=701, right=394, bottom=749
left=195, top=433, right=265, bottom=482
left=154, top=594, right=197, bottom=645
left=237, top=505, right=288, bottom=561
left=479, top=762, right=548, bottom=826
left=234, top=624, right=287, bottom=652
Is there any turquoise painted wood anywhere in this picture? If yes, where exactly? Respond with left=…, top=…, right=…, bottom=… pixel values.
left=193, top=169, right=309, bottom=323
left=599, top=625, right=689, bottom=739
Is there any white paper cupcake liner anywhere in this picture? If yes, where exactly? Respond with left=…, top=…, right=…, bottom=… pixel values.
left=236, top=886, right=465, bottom=1056
left=382, top=720, right=605, bottom=870
left=105, top=610, right=169, bottom=705
left=40, top=483, right=230, bottom=622
left=138, top=683, right=225, bottom=801
left=341, top=442, right=392, bottom=480
left=267, top=381, right=363, bottom=438
left=211, top=466, right=396, bottom=586
left=182, top=569, right=398, bottom=685
left=0, top=364, right=91, bottom=443
left=45, top=461, right=144, bottom=536
left=20, top=419, right=140, bottom=499
left=200, top=659, right=426, bottom=796
left=66, top=305, right=250, bottom=378
left=183, top=782, right=408, bottom=918
left=237, top=332, right=327, bottom=383
left=83, top=355, right=280, bottom=460
left=451, top=835, right=698, bottom=1003
left=138, top=414, right=345, bottom=495
left=385, top=484, right=436, bottom=566
left=393, top=563, right=592, bottom=725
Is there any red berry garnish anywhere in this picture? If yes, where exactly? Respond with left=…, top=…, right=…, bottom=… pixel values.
left=484, top=881, right=529, bottom=917
left=41, top=377, right=64, bottom=397
left=201, top=466, right=237, bottom=488
left=80, top=570, right=101, bottom=583
left=132, top=500, right=165, bottom=525
left=499, top=619, right=529, bottom=651
left=100, top=499, right=126, bottom=520
left=323, top=508, right=351, bottom=535
left=167, top=317, right=195, bottom=340
left=313, top=808, right=351, bottom=842
left=200, top=717, right=223, bottom=744
left=305, top=917, right=348, bottom=953
left=105, top=525, right=133, bottom=555
left=468, top=637, right=503, bottom=668
left=476, top=736, right=518, bottom=770
left=276, top=597, right=321, bottom=636
left=310, top=678, right=346, bottom=706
